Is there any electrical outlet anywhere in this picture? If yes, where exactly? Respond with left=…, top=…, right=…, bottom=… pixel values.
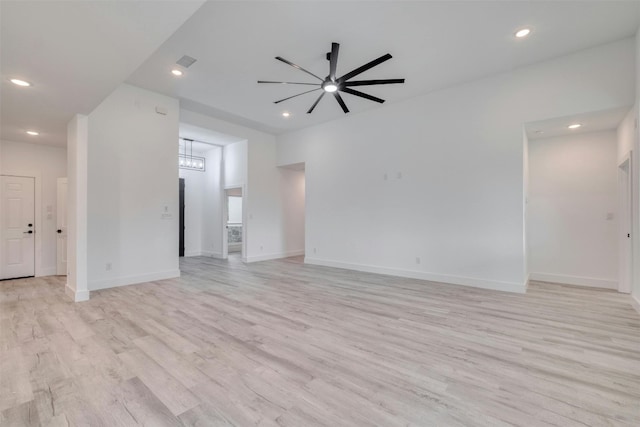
left=313, top=247, right=317, bottom=254
left=415, top=257, right=421, bottom=264
left=105, top=262, right=112, bottom=271
left=260, top=245, right=263, bottom=251
left=383, top=173, right=388, bottom=181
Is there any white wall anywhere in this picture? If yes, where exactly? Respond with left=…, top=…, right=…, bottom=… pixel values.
left=66, top=114, right=89, bottom=301
left=277, top=38, right=635, bottom=293
left=0, top=140, right=67, bottom=276
left=224, top=140, right=248, bottom=188
left=632, top=29, right=640, bottom=310
left=179, top=166, right=205, bottom=256
left=87, top=84, right=179, bottom=290
left=523, top=129, right=530, bottom=282
left=528, top=131, right=618, bottom=289
left=199, top=146, right=223, bottom=258
left=617, top=108, right=636, bottom=162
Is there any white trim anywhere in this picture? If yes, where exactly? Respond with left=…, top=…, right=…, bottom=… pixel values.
left=201, top=250, right=224, bottom=259
left=65, top=283, right=89, bottom=302
left=529, top=272, right=617, bottom=289
left=246, top=249, right=305, bottom=263
left=88, top=269, right=180, bottom=291
left=631, top=294, right=640, bottom=315
left=304, top=257, right=526, bottom=293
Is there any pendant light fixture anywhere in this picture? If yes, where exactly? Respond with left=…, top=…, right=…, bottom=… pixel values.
left=178, top=138, right=206, bottom=171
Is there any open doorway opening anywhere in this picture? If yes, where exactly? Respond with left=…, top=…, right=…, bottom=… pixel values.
left=223, top=187, right=244, bottom=259
left=177, top=122, right=246, bottom=264
left=279, top=162, right=306, bottom=260
left=525, top=107, right=631, bottom=291
left=618, top=154, right=633, bottom=293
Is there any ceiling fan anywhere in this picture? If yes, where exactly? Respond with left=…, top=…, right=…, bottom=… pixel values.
left=258, top=42, right=405, bottom=114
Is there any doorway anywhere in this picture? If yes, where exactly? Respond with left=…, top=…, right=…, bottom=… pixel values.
left=618, top=154, right=632, bottom=293
left=0, top=175, right=35, bottom=280
left=223, top=187, right=243, bottom=259
left=179, top=178, right=185, bottom=257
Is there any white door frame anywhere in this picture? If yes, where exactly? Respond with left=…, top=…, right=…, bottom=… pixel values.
left=57, top=178, right=68, bottom=275
left=618, top=152, right=633, bottom=294
left=1, top=173, right=44, bottom=277
left=222, top=185, right=245, bottom=261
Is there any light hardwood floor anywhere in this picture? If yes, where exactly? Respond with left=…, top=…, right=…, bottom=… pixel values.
left=1, top=255, right=639, bottom=426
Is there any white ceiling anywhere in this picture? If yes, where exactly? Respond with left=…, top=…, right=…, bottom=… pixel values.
left=127, top=1, right=640, bottom=134
left=525, top=106, right=633, bottom=140
left=2, top=1, right=639, bottom=147
left=0, top=0, right=205, bottom=147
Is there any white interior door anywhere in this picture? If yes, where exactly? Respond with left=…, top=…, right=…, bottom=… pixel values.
left=0, top=176, right=35, bottom=279
left=57, top=178, right=68, bottom=275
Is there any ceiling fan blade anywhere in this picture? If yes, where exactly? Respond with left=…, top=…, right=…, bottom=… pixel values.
left=329, top=42, right=340, bottom=81
left=344, top=78, right=405, bottom=87
left=307, top=92, right=326, bottom=114
left=341, top=87, right=385, bottom=104
left=338, top=53, right=392, bottom=83
left=275, top=56, right=323, bottom=81
left=333, top=92, right=349, bottom=113
left=258, top=80, right=321, bottom=86
left=274, top=88, right=321, bottom=104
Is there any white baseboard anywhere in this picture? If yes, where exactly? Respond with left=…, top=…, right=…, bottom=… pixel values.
left=201, top=250, right=224, bottom=259
left=89, top=269, right=180, bottom=291
left=65, top=284, right=89, bottom=302
left=246, top=249, right=305, bottom=263
left=631, top=294, right=640, bottom=315
left=529, top=272, right=617, bottom=289
left=304, top=257, right=526, bottom=293
left=184, top=251, right=203, bottom=257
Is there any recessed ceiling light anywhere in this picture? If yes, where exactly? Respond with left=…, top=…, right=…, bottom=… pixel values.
left=10, top=78, right=31, bottom=87
left=515, top=28, right=531, bottom=38
left=171, top=69, right=183, bottom=76
left=282, top=112, right=290, bottom=117
left=26, top=130, right=39, bottom=136
left=568, top=123, right=582, bottom=129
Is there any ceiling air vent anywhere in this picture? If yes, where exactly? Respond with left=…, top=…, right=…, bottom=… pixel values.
left=176, top=55, right=197, bottom=68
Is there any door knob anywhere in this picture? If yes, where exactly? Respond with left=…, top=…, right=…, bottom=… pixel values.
left=24, top=230, right=33, bottom=234
left=57, top=229, right=62, bottom=234
left=28, top=224, right=33, bottom=227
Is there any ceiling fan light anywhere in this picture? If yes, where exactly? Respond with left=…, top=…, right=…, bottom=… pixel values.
left=323, top=83, right=338, bottom=93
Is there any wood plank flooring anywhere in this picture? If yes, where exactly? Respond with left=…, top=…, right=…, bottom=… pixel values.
left=1, top=255, right=639, bottom=426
